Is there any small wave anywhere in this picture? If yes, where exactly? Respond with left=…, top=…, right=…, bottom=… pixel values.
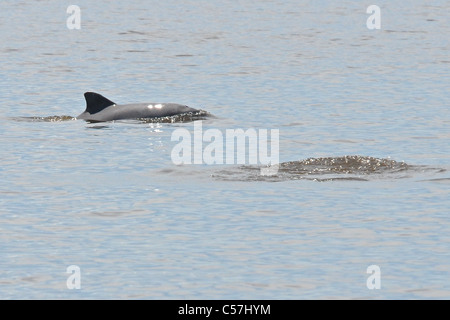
left=11, top=115, right=76, bottom=122
left=419, top=177, right=450, bottom=183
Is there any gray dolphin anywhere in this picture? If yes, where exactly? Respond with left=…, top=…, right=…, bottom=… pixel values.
left=77, top=92, right=200, bottom=121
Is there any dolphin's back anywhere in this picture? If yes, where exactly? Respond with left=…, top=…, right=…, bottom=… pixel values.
left=77, top=92, right=198, bottom=121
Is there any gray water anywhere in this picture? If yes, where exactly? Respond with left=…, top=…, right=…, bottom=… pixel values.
left=1, top=0, right=449, bottom=299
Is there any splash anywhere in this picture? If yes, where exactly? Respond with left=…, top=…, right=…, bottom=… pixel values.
left=138, top=110, right=212, bottom=123
left=280, top=155, right=409, bottom=175
left=212, top=155, right=430, bottom=182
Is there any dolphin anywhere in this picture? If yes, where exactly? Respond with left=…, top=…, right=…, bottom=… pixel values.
left=77, top=92, right=200, bottom=122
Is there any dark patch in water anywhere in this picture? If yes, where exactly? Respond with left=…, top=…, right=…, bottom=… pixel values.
left=212, top=155, right=445, bottom=182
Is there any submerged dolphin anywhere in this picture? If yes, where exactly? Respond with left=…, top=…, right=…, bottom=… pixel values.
left=77, top=92, right=200, bottom=121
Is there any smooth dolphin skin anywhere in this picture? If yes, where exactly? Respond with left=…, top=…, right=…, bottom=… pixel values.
left=77, top=92, right=200, bottom=122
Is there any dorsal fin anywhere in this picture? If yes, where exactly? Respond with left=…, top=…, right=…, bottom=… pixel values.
left=84, top=92, right=116, bottom=114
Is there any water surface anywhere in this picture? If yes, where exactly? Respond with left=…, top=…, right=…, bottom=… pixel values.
left=0, top=0, right=449, bottom=299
